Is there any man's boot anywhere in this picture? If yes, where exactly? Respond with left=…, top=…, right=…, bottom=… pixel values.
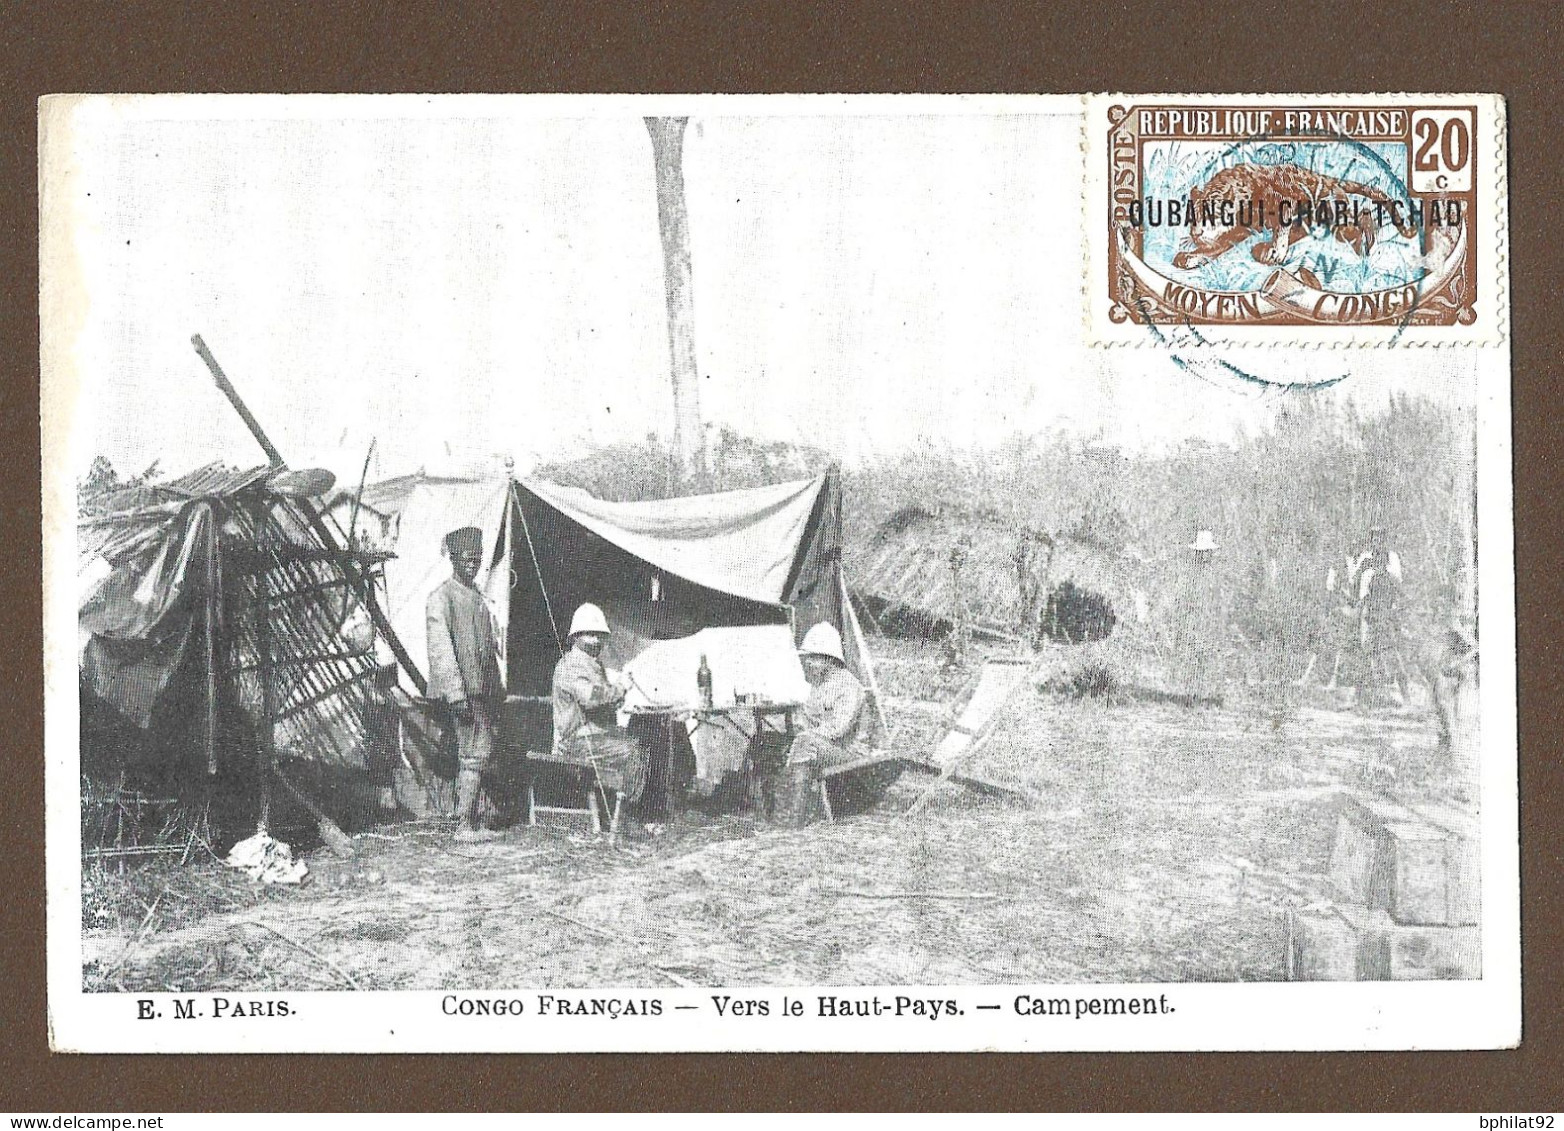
left=454, top=769, right=495, bottom=840
left=770, top=767, right=795, bottom=826
left=783, top=763, right=817, bottom=828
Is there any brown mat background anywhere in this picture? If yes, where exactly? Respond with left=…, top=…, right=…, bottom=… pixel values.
left=3, top=0, right=1557, bottom=1111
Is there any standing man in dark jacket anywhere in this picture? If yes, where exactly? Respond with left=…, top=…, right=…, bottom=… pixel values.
left=1353, top=523, right=1411, bottom=706
left=426, top=526, right=504, bottom=841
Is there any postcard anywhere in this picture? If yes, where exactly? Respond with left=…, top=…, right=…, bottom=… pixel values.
left=41, top=93, right=1515, bottom=1052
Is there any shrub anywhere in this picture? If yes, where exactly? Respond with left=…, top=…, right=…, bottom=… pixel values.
left=1041, top=580, right=1117, bottom=644
left=1069, top=661, right=1119, bottom=699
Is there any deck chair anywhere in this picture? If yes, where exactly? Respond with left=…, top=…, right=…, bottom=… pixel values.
left=818, top=658, right=1035, bottom=820
left=901, top=656, right=1037, bottom=817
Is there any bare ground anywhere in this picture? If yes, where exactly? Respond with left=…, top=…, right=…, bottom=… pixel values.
left=83, top=655, right=1457, bottom=992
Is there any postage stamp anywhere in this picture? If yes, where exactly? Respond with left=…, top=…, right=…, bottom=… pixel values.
left=40, top=94, right=1516, bottom=1053
left=1086, top=94, right=1506, bottom=347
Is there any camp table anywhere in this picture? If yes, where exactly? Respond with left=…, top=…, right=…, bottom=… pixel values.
left=404, top=692, right=803, bottom=828
left=626, top=699, right=800, bottom=817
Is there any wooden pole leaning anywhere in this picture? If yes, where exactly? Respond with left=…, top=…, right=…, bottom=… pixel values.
left=190, top=334, right=427, bottom=696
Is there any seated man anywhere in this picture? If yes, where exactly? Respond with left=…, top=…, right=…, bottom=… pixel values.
left=550, top=603, right=651, bottom=823
left=780, top=622, right=870, bottom=825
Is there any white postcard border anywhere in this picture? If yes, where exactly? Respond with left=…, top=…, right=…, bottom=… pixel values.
left=40, top=92, right=1519, bottom=1054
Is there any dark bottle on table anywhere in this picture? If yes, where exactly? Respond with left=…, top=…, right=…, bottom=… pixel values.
left=697, top=653, right=714, bottom=708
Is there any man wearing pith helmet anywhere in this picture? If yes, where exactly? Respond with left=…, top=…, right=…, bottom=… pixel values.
left=426, top=526, right=504, bottom=841
left=779, top=622, right=870, bottom=825
left=550, top=603, right=650, bottom=818
left=1180, top=528, right=1226, bottom=702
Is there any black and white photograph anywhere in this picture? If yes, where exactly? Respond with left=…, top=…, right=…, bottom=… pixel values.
left=40, top=94, right=1517, bottom=1052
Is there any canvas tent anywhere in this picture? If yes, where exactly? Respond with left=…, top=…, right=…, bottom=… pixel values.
left=78, top=461, right=885, bottom=835
left=375, top=469, right=882, bottom=758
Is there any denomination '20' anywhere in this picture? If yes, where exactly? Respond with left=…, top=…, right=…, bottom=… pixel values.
left=1414, top=114, right=1470, bottom=175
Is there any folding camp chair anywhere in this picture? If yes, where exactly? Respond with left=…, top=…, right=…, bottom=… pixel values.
left=811, top=687, right=907, bottom=822
left=524, top=752, right=624, bottom=837
left=491, top=693, right=622, bottom=839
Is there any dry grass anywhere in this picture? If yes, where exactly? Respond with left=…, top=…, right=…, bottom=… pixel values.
left=83, top=641, right=1457, bottom=991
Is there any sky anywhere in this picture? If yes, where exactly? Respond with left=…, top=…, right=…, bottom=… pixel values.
left=45, top=96, right=1483, bottom=487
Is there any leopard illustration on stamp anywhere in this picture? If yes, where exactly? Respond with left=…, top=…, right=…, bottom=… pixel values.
left=1097, top=100, right=1485, bottom=333
left=1171, top=163, right=1420, bottom=282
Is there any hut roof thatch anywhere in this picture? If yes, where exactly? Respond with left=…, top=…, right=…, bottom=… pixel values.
left=78, top=461, right=394, bottom=776
left=848, top=504, right=1052, bottom=632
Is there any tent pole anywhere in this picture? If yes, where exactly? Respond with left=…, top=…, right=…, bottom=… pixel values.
left=347, top=437, right=376, bottom=552
left=842, top=569, right=890, bottom=742
left=513, top=481, right=564, bottom=654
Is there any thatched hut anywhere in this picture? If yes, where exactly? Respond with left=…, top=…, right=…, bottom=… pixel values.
left=847, top=501, right=1159, bottom=653
left=78, top=461, right=404, bottom=851
left=847, top=504, right=1052, bottom=642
